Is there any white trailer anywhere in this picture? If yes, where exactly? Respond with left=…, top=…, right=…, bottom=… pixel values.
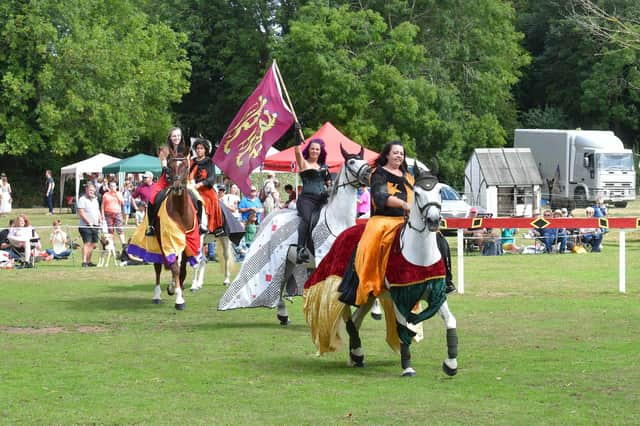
left=514, top=129, right=636, bottom=207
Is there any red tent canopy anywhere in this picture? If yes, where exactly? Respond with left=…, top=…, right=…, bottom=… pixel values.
left=261, top=122, right=378, bottom=172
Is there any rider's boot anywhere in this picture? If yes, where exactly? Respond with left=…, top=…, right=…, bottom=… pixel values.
left=296, top=218, right=311, bottom=264
left=145, top=201, right=158, bottom=236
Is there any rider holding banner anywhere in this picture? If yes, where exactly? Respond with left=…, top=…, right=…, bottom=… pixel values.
left=294, top=122, right=330, bottom=264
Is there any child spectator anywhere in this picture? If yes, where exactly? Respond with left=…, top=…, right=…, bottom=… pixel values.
left=46, top=220, right=71, bottom=259
left=135, top=202, right=147, bottom=226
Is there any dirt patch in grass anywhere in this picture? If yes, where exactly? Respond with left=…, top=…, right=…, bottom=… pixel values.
left=1, top=325, right=109, bottom=334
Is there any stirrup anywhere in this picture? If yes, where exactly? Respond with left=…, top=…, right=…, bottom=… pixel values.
left=296, top=247, right=310, bottom=264
left=145, top=226, right=155, bottom=236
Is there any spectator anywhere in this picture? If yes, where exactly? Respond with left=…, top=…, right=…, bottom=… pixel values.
left=533, top=209, right=567, bottom=253
left=101, top=181, right=127, bottom=250
left=132, top=171, right=155, bottom=209
left=592, top=196, right=607, bottom=218
left=44, top=170, right=55, bottom=215
left=0, top=173, right=12, bottom=217
left=238, top=185, right=264, bottom=224
left=135, top=202, right=146, bottom=226
left=261, top=172, right=278, bottom=217
left=46, top=219, right=71, bottom=259
left=283, top=184, right=296, bottom=209
left=122, top=180, right=133, bottom=226
left=243, top=211, right=258, bottom=248
left=221, top=184, right=241, bottom=221
left=501, top=228, right=523, bottom=254
left=356, top=185, right=370, bottom=218
left=8, top=214, right=40, bottom=266
left=464, top=207, right=487, bottom=252
left=0, top=219, right=16, bottom=258
left=77, top=183, right=102, bottom=267
left=581, top=206, right=604, bottom=252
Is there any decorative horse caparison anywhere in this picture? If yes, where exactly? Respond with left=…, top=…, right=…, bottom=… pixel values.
left=127, top=155, right=201, bottom=310
left=217, top=146, right=371, bottom=325
left=303, top=166, right=459, bottom=377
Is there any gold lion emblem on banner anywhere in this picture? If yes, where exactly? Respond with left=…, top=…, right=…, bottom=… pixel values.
left=222, top=96, right=278, bottom=167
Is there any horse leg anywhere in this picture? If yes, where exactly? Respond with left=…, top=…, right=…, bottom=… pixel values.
left=152, top=263, right=162, bottom=304
left=400, top=343, right=416, bottom=377
left=190, top=235, right=205, bottom=292
left=439, top=301, right=458, bottom=376
left=370, top=298, right=382, bottom=320
left=221, top=237, right=231, bottom=285
left=174, top=256, right=186, bottom=311
left=276, top=247, right=298, bottom=326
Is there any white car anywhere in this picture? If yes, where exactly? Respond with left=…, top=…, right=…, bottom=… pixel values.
left=438, top=183, right=485, bottom=218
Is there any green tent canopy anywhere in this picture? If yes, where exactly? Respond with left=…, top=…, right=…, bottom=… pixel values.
left=102, top=154, right=162, bottom=180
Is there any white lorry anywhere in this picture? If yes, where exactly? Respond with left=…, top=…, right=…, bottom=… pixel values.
left=514, top=129, right=636, bottom=208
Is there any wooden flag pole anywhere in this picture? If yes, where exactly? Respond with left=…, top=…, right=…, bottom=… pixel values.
left=272, top=59, right=304, bottom=141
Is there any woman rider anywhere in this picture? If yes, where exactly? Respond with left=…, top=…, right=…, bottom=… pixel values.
left=294, top=123, right=330, bottom=264
left=189, top=138, right=223, bottom=234
left=145, top=127, right=188, bottom=236
left=352, top=141, right=412, bottom=306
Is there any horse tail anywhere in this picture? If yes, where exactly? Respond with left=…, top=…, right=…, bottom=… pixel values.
left=303, top=275, right=350, bottom=354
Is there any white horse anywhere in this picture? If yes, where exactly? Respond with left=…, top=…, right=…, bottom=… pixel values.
left=218, top=146, right=371, bottom=324
left=189, top=234, right=234, bottom=291
left=304, top=166, right=458, bottom=377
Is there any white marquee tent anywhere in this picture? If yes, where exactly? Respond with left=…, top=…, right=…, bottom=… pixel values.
left=59, top=153, right=120, bottom=209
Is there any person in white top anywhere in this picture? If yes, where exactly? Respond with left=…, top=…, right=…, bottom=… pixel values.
left=77, top=183, right=102, bottom=267
left=0, top=173, right=12, bottom=216
left=8, top=214, right=40, bottom=265
left=220, top=184, right=242, bottom=221
left=46, top=219, right=71, bottom=259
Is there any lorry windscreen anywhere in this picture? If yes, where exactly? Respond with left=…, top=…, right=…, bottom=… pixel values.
left=598, top=153, right=634, bottom=171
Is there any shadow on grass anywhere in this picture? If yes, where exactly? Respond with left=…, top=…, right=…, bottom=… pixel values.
left=190, top=321, right=309, bottom=333
left=60, top=296, right=165, bottom=312
left=253, top=354, right=398, bottom=376
left=104, top=283, right=154, bottom=293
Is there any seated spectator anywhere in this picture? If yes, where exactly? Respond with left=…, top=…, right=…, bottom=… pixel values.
left=0, top=219, right=17, bottom=258
left=7, top=214, right=41, bottom=265
left=501, top=227, right=523, bottom=254
left=533, top=209, right=567, bottom=253
left=46, top=219, right=71, bottom=259
left=481, top=228, right=503, bottom=256
left=463, top=207, right=486, bottom=252
left=581, top=207, right=604, bottom=252
left=135, top=202, right=146, bottom=226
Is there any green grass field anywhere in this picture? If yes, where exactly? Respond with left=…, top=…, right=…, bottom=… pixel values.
left=1, top=207, right=639, bottom=424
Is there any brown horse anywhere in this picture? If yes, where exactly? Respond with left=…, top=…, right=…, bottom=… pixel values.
left=152, top=156, right=199, bottom=310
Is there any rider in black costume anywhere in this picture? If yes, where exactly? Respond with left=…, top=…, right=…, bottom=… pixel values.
left=294, top=122, right=329, bottom=264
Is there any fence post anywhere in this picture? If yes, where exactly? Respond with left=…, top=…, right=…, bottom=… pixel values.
left=619, top=230, right=626, bottom=293
left=457, top=228, right=464, bottom=294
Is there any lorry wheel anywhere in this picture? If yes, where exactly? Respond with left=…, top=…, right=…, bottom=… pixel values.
left=574, top=188, right=587, bottom=208
left=614, top=202, right=627, bottom=208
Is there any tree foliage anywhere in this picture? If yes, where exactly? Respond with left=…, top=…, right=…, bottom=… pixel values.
left=0, top=0, right=190, bottom=156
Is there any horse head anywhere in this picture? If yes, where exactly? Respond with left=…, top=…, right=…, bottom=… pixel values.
left=411, top=162, right=441, bottom=233
left=337, top=144, right=371, bottom=191
left=166, top=156, right=189, bottom=195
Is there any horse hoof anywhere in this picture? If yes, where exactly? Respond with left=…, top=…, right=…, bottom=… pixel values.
left=349, top=352, right=365, bottom=368
left=442, top=361, right=457, bottom=376
left=190, top=287, right=200, bottom=293
left=223, top=280, right=231, bottom=286
left=152, top=299, right=162, bottom=305
left=167, top=288, right=175, bottom=296
left=175, top=303, right=186, bottom=311
left=371, top=312, right=382, bottom=321
left=401, top=367, right=416, bottom=377
left=277, top=315, right=291, bottom=326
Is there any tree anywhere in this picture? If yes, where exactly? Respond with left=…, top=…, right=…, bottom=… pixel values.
left=0, top=0, right=191, bottom=157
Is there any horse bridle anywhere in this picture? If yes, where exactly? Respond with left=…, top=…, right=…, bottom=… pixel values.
left=405, top=176, right=441, bottom=233
left=332, top=160, right=370, bottom=191
left=323, top=159, right=371, bottom=238
left=166, top=157, right=189, bottom=186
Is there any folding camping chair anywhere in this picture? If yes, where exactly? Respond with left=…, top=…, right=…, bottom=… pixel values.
left=8, top=232, right=40, bottom=269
